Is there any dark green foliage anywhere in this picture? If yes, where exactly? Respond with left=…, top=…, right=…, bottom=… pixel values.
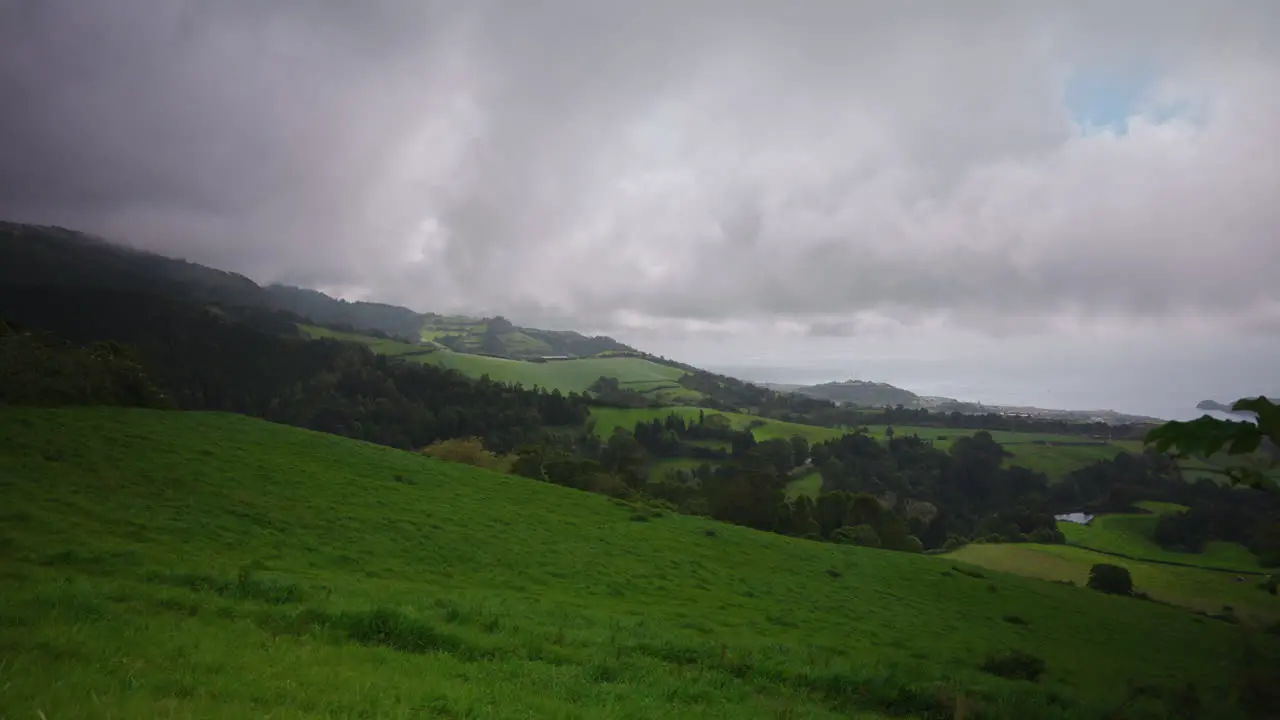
left=980, top=649, right=1046, bottom=682
left=0, top=286, right=587, bottom=453
left=1146, top=396, right=1280, bottom=488
left=831, top=524, right=880, bottom=547
left=1087, top=563, right=1134, bottom=596
left=0, top=324, right=169, bottom=408
left=1028, top=527, right=1066, bottom=544
left=1002, top=614, right=1029, bottom=625
left=951, top=565, right=986, bottom=579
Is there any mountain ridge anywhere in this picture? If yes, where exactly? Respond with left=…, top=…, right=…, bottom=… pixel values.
left=0, top=221, right=636, bottom=360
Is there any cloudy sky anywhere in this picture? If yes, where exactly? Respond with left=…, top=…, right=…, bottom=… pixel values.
left=2, top=1, right=1277, bottom=417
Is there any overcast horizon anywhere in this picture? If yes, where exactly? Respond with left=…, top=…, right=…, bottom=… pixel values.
left=2, top=1, right=1277, bottom=420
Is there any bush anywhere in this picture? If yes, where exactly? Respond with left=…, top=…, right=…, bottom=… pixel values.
left=1259, top=575, right=1278, bottom=596
left=980, top=649, right=1046, bottom=682
left=1087, top=563, right=1133, bottom=596
left=1028, top=527, right=1066, bottom=544
left=831, top=524, right=880, bottom=548
left=421, top=438, right=509, bottom=471
left=900, top=535, right=924, bottom=553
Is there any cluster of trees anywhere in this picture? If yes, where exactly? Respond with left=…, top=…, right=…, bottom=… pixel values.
left=0, top=286, right=588, bottom=452
left=665, top=363, right=1153, bottom=441
left=502, top=411, right=1071, bottom=553
left=0, top=320, right=169, bottom=409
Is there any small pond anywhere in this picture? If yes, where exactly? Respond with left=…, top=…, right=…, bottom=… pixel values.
left=1054, top=512, right=1094, bottom=525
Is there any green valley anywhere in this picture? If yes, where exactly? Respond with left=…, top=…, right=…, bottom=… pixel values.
left=4, top=220, right=1280, bottom=718
left=2, top=407, right=1275, bottom=719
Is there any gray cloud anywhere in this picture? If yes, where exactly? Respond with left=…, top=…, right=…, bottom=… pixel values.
left=1, top=0, right=1278, bottom=344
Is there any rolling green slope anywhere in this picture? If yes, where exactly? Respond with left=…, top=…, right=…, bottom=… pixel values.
left=1059, top=502, right=1262, bottom=572
left=862, top=425, right=1144, bottom=480
left=588, top=406, right=846, bottom=443
left=299, top=323, right=698, bottom=400
left=595, top=410, right=1146, bottom=481
left=2, top=407, right=1273, bottom=718
left=426, top=352, right=690, bottom=396
left=949, top=543, right=1279, bottom=624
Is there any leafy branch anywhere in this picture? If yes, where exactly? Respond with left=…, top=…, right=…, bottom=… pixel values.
left=1144, top=397, right=1280, bottom=488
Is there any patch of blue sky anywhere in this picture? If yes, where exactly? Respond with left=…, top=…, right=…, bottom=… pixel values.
left=1064, top=63, right=1204, bottom=135
left=1064, top=65, right=1155, bottom=135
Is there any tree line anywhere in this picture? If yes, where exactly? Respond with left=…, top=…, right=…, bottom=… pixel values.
left=0, top=286, right=587, bottom=452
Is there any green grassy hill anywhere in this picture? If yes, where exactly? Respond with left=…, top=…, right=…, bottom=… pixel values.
left=949, top=542, right=1280, bottom=625
left=299, top=324, right=698, bottom=401
left=588, top=406, right=846, bottom=443
left=3, top=407, right=1275, bottom=718
left=1059, top=502, right=1262, bottom=572
left=593, top=409, right=1150, bottom=483
left=862, top=425, right=1143, bottom=481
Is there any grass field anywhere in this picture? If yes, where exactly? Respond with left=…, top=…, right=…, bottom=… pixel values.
left=649, top=457, right=709, bottom=482
left=298, top=324, right=437, bottom=357
left=1059, top=502, right=1262, bottom=572
left=588, top=407, right=846, bottom=444
left=948, top=543, right=1280, bottom=625
left=2, top=407, right=1276, bottom=718
left=785, top=468, right=823, bottom=500
left=593, top=411, right=1149, bottom=481
left=862, top=426, right=1143, bottom=480
left=299, top=324, right=700, bottom=401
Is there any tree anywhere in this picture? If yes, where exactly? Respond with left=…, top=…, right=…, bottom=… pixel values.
left=1087, top=563, right=1133, bottom=596
left=789, top=435, right=810, bottom=467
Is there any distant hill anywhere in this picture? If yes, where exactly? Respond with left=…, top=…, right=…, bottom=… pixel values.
left=0, top=221, right=636, bottom=359
left=761, top=379, right=929, bottom=408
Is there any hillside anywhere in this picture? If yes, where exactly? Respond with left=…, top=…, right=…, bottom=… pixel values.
left=2, top=406, right=1275, bottom=718
left=298, top=324, right=699, bottom=401
left=783, top=379, right=925, bottom=407
left=0, top=221, right=636, bottom=359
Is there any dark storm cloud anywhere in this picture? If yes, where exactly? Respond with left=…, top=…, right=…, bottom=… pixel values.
left=1, top=0, right=1277, bottom=339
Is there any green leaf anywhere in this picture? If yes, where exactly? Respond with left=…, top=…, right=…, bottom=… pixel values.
left=1228, top=432, right=1262, bottom=455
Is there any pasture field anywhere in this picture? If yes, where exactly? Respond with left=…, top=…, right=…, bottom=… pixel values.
left=297, top=324, right=437, bottom=357
left=587, top=406, right=846, bottom=444
left=648, top=457, right=709, bottom=482
left=298, top=323, right=699, bottom=400
left=423, top=352, right=692, bottom=397
left=1059, top=502, right=1262, bottom=572
left=785, top=468, right=823, bottom=500
left=948, top=543, right=1280, bottom=625
left=595, top=411, right=1149, bottom=481
left=1, top=407, right=1274, bottom=718
left=863, top=425, right=1143, bottom=480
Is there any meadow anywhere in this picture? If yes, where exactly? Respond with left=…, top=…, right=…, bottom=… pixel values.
left=948, top=543, right=1279, bottom=625
left=588, top=406, right=846, bottom=444
left=862, top=425, right=1143, bottom=481
left=1058, top=501, right=1263, bottom=572
left=1, top=407, right=1275, bottom=718
left=300, top=323, right=698, bottom=401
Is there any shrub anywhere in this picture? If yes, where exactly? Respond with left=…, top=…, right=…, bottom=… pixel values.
left=832, top=524, right=881, bottom=548
left=1258, top=575, right=1278, bottom=596
left=900, top=535, right=924, bottom=553
left=1028, top=527, right=1066, bottom=544
left=980, top=649, right=1046, bottom=682
left=421, top=438, right=509, bottom=471
left=1087, top=563, right=1133, bottom=596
